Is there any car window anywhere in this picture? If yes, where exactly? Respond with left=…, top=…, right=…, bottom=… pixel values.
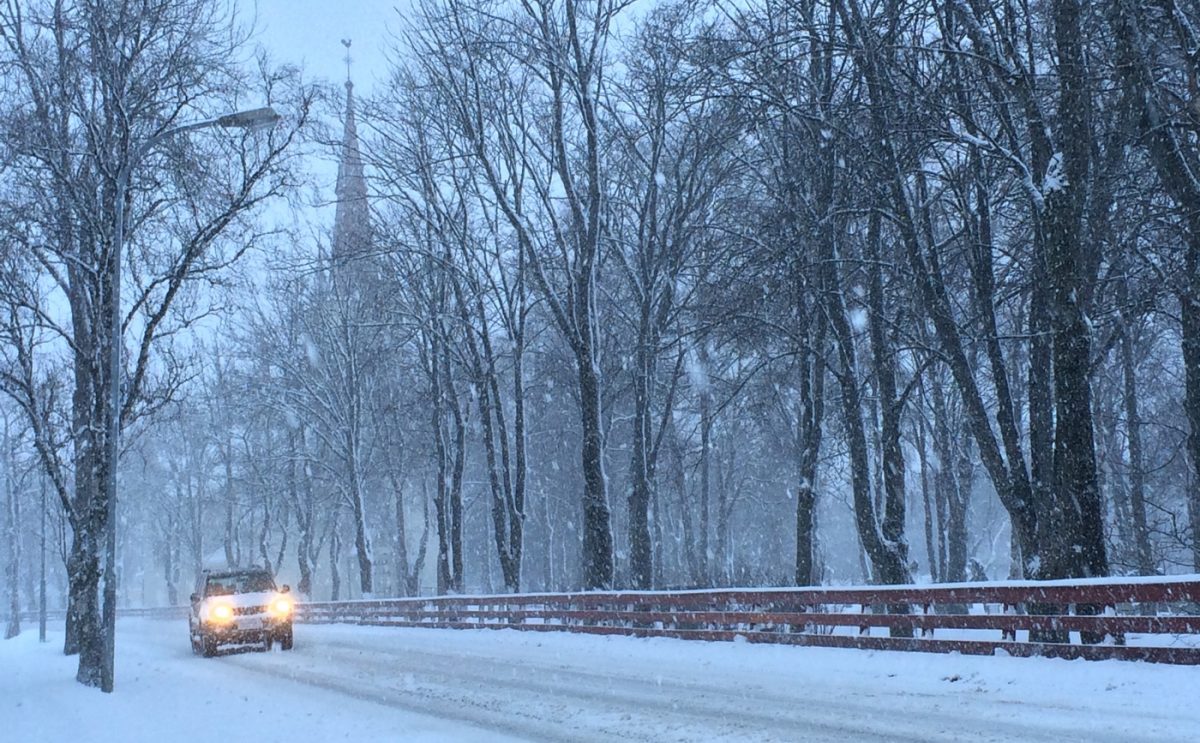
left=242, top=573, right=277, bottom=592
left=205, top=573, right=276, bottom=596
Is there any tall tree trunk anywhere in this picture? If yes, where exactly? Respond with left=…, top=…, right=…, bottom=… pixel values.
left=1184, top=265, right=1200, bottom=575
left=865, top=213, right=910, bottom=579
left=795, top=294, right=827, bottom=587
left=1040, top=0, right=1107, bottom=583
left=947, top=411, right=972, bottom=583
left=698, top=374, right=712, bottom=584
left=827, top=239, right=911, bottom=588
left=627, top=320, right=654, bottom=589
left=391, top=469, right=410, bottom=597
left=347, top=452, right=373, bottom=596
left=429, top=323, right=463, bottom=594
left=509, top=336, right=527, bottom=592
left=1120, top=308, right=1154, bottom=574
left=915, top=401, right=938, bottom=582
left=329, top=509, right=342, bottom=602
left=668, top=423, right=699, bottom=585
left=162, top=510, right=178, bottom=607
left=445, top=359, right=465, bottom=594
left=39, top=476, right=46, bottom=642
left=930, top=371, right=954, bottom=581
left=577, top=341, right=613, bottom=590
left=68, top=507, right=103, bottom=684
left=4, top=428, right=20, bottom=639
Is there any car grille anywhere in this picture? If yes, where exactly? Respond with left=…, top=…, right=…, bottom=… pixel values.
left=234, top=604, right=269, bottom=616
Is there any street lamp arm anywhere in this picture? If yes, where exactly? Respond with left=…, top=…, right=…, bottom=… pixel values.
left=126, top=106, right=282, bottom=180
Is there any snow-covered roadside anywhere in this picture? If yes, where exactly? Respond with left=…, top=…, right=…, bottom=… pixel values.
left=0, top=623, right=520, bottom=743
left=3, top=618, right=1198, bottom=742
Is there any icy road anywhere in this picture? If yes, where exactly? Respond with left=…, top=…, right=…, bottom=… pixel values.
left=4, top=619, right=1199, bottom=742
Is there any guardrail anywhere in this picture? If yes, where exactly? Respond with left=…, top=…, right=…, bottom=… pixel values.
left=294, top=576, right=1200, bottom=664
left=11, top=606, right=190, bottom=624
left=10, top=577, right=1198, bottom=664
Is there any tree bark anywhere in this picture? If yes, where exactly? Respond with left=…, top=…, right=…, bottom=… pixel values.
left=1119, top=297, right=1154, bottom=574
left=4, top=426, right=20, bottom=639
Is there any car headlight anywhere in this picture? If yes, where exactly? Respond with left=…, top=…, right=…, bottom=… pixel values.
left=271, top=598, right=293, bottom=616
left=211, top=604, right=234, bottom=622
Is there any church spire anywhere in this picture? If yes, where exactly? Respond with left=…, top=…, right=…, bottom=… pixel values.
left=332, top=39, right=370, bottom=265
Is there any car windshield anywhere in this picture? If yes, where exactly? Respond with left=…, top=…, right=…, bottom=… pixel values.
left=204, top=573, right=276, bottom=597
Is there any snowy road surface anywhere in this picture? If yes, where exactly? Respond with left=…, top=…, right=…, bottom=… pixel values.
left=4, top=619, right=1199, bottom=742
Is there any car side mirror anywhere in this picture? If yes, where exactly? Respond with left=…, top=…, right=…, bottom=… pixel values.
left=281, top=585, right=290, bottom=594
left=190, top=593, right=200, bottom=605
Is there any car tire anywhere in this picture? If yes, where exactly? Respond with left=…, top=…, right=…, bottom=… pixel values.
left=279, top=626, right=293, bottom=651
left=263, top=634, right=273, bottom=652
left=202, top=635, right=218, bottom=658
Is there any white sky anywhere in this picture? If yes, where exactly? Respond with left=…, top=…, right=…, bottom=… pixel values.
left=228, top=0, right=414, bottom=269
left=247, top=0, right=406, bottom=94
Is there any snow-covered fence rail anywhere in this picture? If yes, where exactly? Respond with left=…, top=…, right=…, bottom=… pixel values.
left=13, top=605, right=187, bottom=623
left=294, top=576, right=1200, bottom=664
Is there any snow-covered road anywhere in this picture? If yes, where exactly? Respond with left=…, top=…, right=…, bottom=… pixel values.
left=4, top=618, right=1198, bottom=742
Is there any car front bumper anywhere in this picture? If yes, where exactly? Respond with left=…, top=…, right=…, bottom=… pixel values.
left=204, top=615, right=291, bottom=643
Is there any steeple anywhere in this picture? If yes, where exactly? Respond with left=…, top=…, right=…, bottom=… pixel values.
left=332, top=39, right=371, bottom=265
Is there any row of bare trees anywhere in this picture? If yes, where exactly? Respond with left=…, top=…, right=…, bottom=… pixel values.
left=326, top=0, right=1198, bottom=594
left=219, top=0, right=1200, bottom=598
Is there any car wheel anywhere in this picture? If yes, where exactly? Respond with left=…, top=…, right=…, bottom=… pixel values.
left=280, top=626, right=293, bottom=651
left=202, top=635, right=218, bottom=658
left=263, top=634, right=273, bottom=652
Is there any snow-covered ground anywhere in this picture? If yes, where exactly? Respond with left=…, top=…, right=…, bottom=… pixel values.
left=4, top=619, right=1198, bottom=742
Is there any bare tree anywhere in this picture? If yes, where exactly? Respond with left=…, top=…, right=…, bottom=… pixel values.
left=0, top=0, right=311, bottom=687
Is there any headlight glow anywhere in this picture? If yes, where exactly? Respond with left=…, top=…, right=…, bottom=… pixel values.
left=211, top=604, right=233, bottom=622
left=272, top=598, right=293, bottom=616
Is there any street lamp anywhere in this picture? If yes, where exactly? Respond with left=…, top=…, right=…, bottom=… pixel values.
left=100, top=105, right=280, bottom=693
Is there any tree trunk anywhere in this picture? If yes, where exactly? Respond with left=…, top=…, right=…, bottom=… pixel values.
left=347, top=455, right=373, bottom=596
left=698, top=387, right=712, bottom=584
left=162, top=510, right=178, bottom=607
left=627, top=328, right=654, bottom=589
left=446, top=362, right=465, bottom=594
left=577, top=346, right=613, bottom=590
left=39, top=476, right=46, bottom=642
left=68, top=509, right=103, bottom=685
left=223, top=444, right=236, bottom=568
left=509, top=338, right=527, bottom=592
left=1180, top=236, right=1200, bottom=577
left=1120, top=305, right=1154, bottom=574
left=669, top=423, right=699, bottom=585
left=329, top=509, right=342, bottom=602
left=1039, top=0, right=1108, bottom=584
left=947, top=412, right=971, bottom=583
left=826, top=238, right=911, bottom=588
left=930, top=371, right=953, bottom=581
left=915, top=403, right=938, bottom=582
left=391, top=467, right=410, bottom=597
left=795, top=289, right=827, bottom=587
left=865, top=213, right=909, bottom=580
left=4, top=428, right=20, bottom=639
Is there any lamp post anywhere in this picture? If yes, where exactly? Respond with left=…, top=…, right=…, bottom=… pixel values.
left=100, top=106, right=280, bottom=693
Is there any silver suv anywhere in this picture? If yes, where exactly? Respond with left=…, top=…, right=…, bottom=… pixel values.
left=189, top=568, right=295, bottom=657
